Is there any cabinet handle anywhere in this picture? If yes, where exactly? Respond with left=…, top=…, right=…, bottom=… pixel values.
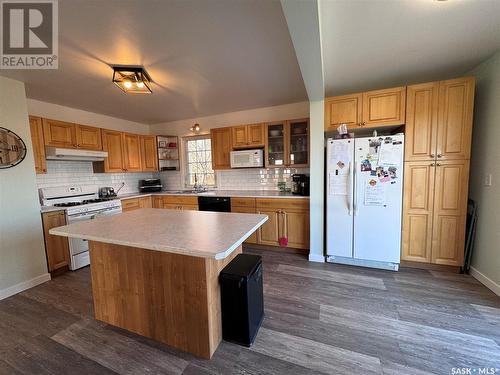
left=430, top=163, right=435, bottom=167
left=430, top=154, right=435, bottom=158
left=436, top=163, right=442, bottom=166
left=437, top=154, right=442, bottom=158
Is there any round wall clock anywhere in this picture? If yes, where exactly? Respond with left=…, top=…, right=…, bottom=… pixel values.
left=0, top=127, right=27, bottom=169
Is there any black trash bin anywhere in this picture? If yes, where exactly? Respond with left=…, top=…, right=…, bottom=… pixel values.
left=219, top=253, right=264, bottom=347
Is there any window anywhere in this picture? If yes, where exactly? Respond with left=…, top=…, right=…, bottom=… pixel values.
left=184, top=135, right=216, bottom=187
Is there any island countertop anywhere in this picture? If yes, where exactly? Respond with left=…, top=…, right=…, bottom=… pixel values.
left=50, top=208, right=268, bottom=260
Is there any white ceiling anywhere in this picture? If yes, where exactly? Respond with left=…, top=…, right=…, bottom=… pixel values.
left=0, top=0, right=307, bottom=124
left=320, top=0, right=500, bottom=96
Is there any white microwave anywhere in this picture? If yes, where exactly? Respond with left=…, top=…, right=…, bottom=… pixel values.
left=230, top=149, right=264, bottom=168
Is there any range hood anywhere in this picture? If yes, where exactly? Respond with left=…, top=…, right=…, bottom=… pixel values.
left=45, top=147, right=108, bottom=162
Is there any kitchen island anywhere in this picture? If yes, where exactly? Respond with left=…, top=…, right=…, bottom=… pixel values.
left=50, top=208, right=268, bottom=359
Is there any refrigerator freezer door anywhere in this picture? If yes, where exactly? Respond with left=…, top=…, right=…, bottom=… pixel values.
left=326, top=138, right=354, bottom=257
left=353, top=135, right=404, bottom=263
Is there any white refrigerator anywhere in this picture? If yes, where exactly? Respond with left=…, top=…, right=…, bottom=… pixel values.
left=326, top=135, right=404, bottom=271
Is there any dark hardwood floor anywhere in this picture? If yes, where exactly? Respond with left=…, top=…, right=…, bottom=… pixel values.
left=1, top=246, right=499, bottom=375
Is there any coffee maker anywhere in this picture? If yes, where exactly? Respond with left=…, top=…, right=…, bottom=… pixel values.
left=291, top=174, right=310, bottom=196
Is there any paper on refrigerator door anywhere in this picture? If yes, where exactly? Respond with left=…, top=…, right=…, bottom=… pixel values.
left=329, top=172, right=348, bottom=196
left=329, top=142, right=349, bottom=166
left=378, top=141, right=401, bottom=166
left=364, top=178, right=386, bottom=206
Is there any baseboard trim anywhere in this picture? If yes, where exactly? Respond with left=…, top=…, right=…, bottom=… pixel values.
left=470, top=266, right=500, bottom=296
left=0, top=273, right=51, bottom=301
left=308, top=253, right=325, bottom=263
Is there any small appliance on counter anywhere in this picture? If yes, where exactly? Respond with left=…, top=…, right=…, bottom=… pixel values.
left=139, top=179, right=163, bottom=193
left=99, top=182, right=125, bottom=199
left=99, top=186, right=117, bottom=198
left=291, top=174, right=310, bottom=196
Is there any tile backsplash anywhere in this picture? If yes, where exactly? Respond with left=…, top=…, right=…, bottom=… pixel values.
left=35, top=161, right=309, bottom=195
left=159, top=167, right=309, bottom=191
left=36, top=161, right=154, bottom=194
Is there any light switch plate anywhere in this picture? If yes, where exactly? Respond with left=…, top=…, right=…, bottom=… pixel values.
left=484, top=173, right=492, bottom=187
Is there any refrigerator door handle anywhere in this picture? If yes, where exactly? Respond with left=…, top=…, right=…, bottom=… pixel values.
left=353, top=159, right=359, bottom=216
left=348, top=161, right=354, bottom=216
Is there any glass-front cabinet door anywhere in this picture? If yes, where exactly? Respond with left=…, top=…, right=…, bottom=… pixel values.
left=288, top=119, right=309, bottom=167
left=266, top=122, right=287, bottom=167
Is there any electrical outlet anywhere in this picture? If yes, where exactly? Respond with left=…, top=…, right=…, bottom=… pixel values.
left=484, top=173, right=492, bottom=187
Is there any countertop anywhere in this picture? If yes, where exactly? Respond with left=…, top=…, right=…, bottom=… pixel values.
left=49, top=208, right=268, bottom=260
left=40, top=190, right=309, bottom=213
left=117, top=190, right=310, bottom=200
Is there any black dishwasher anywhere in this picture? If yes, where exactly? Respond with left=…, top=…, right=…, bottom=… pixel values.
left=219, top=254, right=264, bottom=346
left=198, top=196, right=231, bottom=212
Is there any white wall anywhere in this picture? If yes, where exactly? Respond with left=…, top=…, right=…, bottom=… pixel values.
left=0, top=77, right=50, bottom=299
left=27, top=99, right=150, bottom=135
left=467, top=50, right=500, bottom=295
left=308, top=100, right=325, bottom=262
left=150, top=101, right=309, bottom=136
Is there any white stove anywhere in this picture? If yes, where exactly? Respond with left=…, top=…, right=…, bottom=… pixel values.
left=39, top=185, right=122, bottom=270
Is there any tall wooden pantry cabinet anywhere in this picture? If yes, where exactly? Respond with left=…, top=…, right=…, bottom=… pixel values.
left=402, top=77, right=475, bottom=267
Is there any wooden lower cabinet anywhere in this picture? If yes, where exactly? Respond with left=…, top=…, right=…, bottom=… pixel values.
left=256, top=209, right=281, bottom=246
left=402, top=160, right=469, bottom=267
left=42, top=211, right=70, bottom=273
left=256, top=198, right=309, bottom=250
left=139, top=196, right=152, bottom=208
left=153, top=196, right=164, bottom=208
left=152, top=195, right=198, bottom=211
left=283, top=210, right=310, bottom=249
left=121, top=198, right=141, bottom=212
left=402, top=162, right=435, bottom=263
left=431, top=160, right=470, bottom=266
left=231, top=198, right=258, bottom=244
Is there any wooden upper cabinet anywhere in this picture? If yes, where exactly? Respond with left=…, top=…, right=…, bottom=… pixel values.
left=42, top=118, right=103, bottom=151
left=232, top=125, right=248, bottom=148
left=436, top=77, right=475, bottom=160
left=42, top=118, right=76, bottom=148
left=247, top=124, right=265, bottom=147
left=211, top=127, right=232, bottom=170
left=288, top=119, right=309, bottom=167
left=324, top=93, right=363, bottom=130
left=401, top=161, right=435, bottom=263
left=102, top=129, right=125, bottom=172
left=324, top=86, right=405, bottom=130
left=42, top=210, right=70, bottom=272
left=405, top=82, right=439, bottom=161
left=431, top=160, right=469, bottom=266
left=140, top=135, right=158, bottom=172
left=75, top=125, right=102, bottom=150
left=122, top=133, right=142, bottom=172
left=362, top=86, right=406, bottom=127
left=232, top=123, right=265, bottom=148
left=29, top=116, right=46, bottom=174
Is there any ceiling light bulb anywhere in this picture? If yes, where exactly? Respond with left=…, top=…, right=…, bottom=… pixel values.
left=123, top=80, right=132, bottom=89
left=136, top=81, right=144, bottom=88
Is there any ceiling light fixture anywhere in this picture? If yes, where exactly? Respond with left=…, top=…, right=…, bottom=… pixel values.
left=112, top=65, right=152, bottom=94
left=190, top=123, right=201, bottom=133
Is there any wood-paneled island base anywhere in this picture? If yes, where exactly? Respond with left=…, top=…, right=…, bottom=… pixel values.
left=50, top=209, right=268, bottom=359
left=89, top=241, right=241, bottom=359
